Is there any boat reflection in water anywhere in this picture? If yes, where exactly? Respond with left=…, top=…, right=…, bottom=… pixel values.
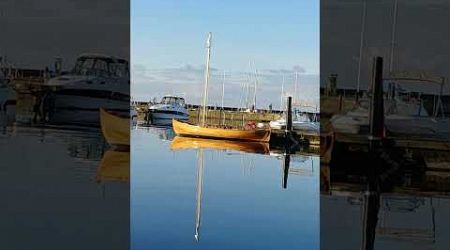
left=171, top=136, right=270, bottom=155
left=170, top=136, right=269, bottom=241
left=96, top=149, right=130, bottom=183
left=321, top=161, right=450, bottom=250
left=170, top=135, right=317, bottom=241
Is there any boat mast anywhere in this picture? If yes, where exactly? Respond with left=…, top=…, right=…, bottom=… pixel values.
left=280, top=75, right=285, bottom=111
left=201, top=32, right=212, bottom=126
left=252, top=61, right=258, bottom=111
left=194, top=149, right=205, bottom=241
left=389, top=0, right=398, bottom=74
left=294, top=71, right=298, bottom=105
left=356, top=0, right=367, bottom=96
left=221, top=70, right=225, bottom=110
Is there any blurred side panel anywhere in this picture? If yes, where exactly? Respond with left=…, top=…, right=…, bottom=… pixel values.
left=0, top=1, right=130, bottom=249
left=321, top=0, right=450, bottom=249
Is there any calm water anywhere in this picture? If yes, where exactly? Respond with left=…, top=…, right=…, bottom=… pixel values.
left=0, top=126, right=129, bottom=250
left=321, top=192, right=450, bottom=250
left=321, top=162, right=450, bottom=249
left=131, top=126, right=319, bottom=250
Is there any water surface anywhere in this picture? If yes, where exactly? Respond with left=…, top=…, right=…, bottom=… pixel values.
left=131, top=126, right=319, bottom=250
left=0, top=126, right=129, bottom=250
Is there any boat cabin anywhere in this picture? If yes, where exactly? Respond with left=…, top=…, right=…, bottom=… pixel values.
left=72, top=54, right=129, bottom=78
left=161, top=96, right=186, bottom=106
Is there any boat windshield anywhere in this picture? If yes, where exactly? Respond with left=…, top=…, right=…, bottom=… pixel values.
left=72, top=56, right=129, bottom=77
left=161, top=96, right=185, bottom=106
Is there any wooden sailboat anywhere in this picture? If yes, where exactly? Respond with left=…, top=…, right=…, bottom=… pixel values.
left=99, top=108, right=130, bottom=146
left=172, top=32, right=271, bottom=142
left=170, top=136, right=270, bottom=154
left=173, top=119, right=271, bottom=142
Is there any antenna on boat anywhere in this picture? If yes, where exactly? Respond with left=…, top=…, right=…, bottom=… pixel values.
left=201, top=32, right=212, bottom=126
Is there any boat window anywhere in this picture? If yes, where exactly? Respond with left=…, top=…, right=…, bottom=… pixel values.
left=109, top=62, right=129, bottom=77
left=73, top=58, right=95, bottom=75
left=93, top=59, right=110, bottom=77
left=73, top=57, right=129, bottom=78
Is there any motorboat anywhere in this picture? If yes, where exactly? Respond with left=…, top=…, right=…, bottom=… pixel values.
left=330, top=89, right=450, bottom=137
left=148, top=95, right=189, bottom=123
left=270, top=111, right=320, bottom=133
left=130, top=100, right=138, bottom=125
left=46, top=53, right=130, bottom=126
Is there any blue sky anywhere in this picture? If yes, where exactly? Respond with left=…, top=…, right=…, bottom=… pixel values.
left=131, top=0, right=319, bottom=109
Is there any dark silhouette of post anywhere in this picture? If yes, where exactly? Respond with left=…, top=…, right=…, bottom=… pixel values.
left=282, top=154, right=291, bottom=189
left=361, top=56, right=384, bottom=250
left=286, top=96, right=292, bottom=133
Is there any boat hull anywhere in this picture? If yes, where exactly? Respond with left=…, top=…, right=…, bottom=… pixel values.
left=51, top=93, right=129, bottom=126
left=270, top=119, right=320, bottom=133
left=100, top=108, right=130, bottom=146
left=172, top=119, right=271, bottom=142
left=150, top=112, right=189, bottom=121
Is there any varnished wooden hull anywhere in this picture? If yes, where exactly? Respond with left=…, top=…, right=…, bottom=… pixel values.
left=170, top=136, right=270, bottom=154
left=100, top=108, right=130, bottom=146
left=172, top=119, right=271, bottom=142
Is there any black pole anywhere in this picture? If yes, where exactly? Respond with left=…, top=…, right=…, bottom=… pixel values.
left=286, top=96, right=292, bottom=133
left=282, top=154, right=291, bottom=189
left=362, top=56, right=384, bottom=250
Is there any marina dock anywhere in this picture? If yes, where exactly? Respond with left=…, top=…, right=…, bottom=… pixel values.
left=136, top=101, right=320, bottom=146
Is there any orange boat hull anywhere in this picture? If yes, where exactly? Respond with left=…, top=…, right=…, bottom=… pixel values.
left=100, top=108, right=130, bottom=146
left=170, top=136, right=269, bottom=154
left=172, top=119, right=271, bottom=142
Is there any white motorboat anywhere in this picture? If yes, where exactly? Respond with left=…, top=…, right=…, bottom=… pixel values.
left=46, top=53, right=129, bottom=126
left=330, top=91, right=450, bottom=137
left=130, top=100, right=138, bottom=125
left=270, top=111, right=320, bottom=133
left=148, top=95, right=189, bottom=124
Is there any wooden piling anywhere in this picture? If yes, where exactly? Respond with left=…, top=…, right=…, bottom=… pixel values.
left=286, top=96, right=293, bottom=133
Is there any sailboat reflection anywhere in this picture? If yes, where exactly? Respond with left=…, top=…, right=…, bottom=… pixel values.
left=96, top=149, right=130, bottom=183
left=171, top=136, right=269, bottom=241
left=170, top=136, right=270, bottom=155
left=194, top=149, right=204, bottom=241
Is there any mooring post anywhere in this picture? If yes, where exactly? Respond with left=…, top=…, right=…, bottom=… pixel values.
left=286, top=96, right=293, bottom=133
left=282, top=154, right=291, bottom=189
left=362, top=56, right=384, bottom=250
